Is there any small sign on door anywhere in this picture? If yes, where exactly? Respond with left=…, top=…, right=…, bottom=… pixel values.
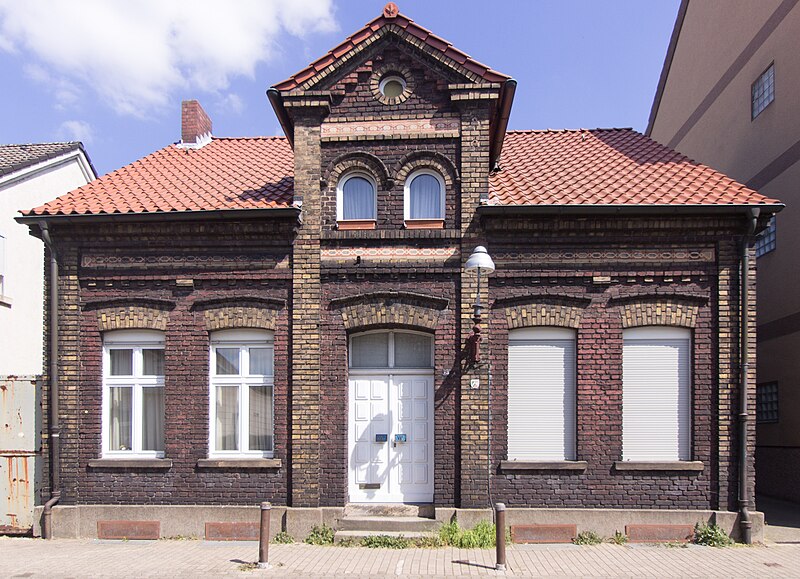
left=375, top=434, right=388, bottom=443
left=394, top=433, right=407, bottom=443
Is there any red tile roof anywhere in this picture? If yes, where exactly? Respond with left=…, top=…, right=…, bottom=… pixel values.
left=489, top=129, right=780, bottom=207
left=23, top=137, right=294, bottom=217
left=23, top=129, right=780, bottom=218
left=273, top=9, right=509, bottom=91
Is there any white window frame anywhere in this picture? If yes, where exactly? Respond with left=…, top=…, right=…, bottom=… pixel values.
left=507, top=327, right=577, bottom=461
left=337, top=171, right=377, bottom=222
left=102, top=330, right=165, bottom=459
left=379, top=75, right=407, bottom=98
left=209, top=329, right=275, bottom=458
left=348, top=329, right=434, bottom=373
left=622, top=326, right=692, bottom=462
left=404, top=169, right=445, bottom=222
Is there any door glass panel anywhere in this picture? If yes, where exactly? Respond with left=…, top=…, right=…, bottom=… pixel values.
left=350, top=333, right=389, bottom=368
left=216, top=348, right=240, bottom=375
left=249, top=347, right=273, bottom=376
left=215, top=385, right=239, bottom=450
left=249, top=385, right=273, bottom=451
left=109, top=386, right=132, bottom=450
left=109, top=349, right=133, bottom=376
left=142, top=386, right=165, bottom=451
left=394, top=333, right=433, bottom=368
left=142, top=349, right=165, bottom=376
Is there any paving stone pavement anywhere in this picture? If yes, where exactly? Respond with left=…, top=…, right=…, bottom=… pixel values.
left=2, top=537, right=800, bottom=578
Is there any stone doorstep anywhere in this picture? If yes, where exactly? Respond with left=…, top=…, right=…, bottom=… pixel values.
left=343, top=503, right=435, bottom=518
left=338, top=515, right=440, bottom=532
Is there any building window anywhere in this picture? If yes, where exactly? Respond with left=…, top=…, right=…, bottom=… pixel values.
left=337, top=172, right=377, bottom=222
left=210, top=329, right=274, bottom=457
left=756, top=218, right=776, bottom=257
left=349, top=330, right=433, bottom=369
left=752, top=63, right=775, bottom=120
left=757, top=382, right=779, bottom=424
left=102, top=330, right=165, bottom=457
left=622, top=326, right=691, bottom=461
left=379, top=75, right=406, bottom=99
left=404, top=169, right=445, bottom=222
left=0, top=233, right=6, bottom=299
left=507, top=327, right=577, bottom=461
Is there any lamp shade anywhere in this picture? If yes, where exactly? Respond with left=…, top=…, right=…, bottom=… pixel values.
left=465, top=246, right=495, bottom=275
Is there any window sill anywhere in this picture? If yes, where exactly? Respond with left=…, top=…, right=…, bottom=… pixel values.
left=88, top=458, right=172, bottom=469
left=614, top=461, right=704, bottom=472
left=500, top=460, right=588, bottom=472
left=404, top=219, right=444, bottom=229
left=197, top=458, right=282, bottom=469
left=337, top=220, right=376, bottom=230
left=0, top=295, right=12, bottom=308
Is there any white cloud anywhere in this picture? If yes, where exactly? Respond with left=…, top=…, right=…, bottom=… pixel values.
left=217, top=93, right=245, bottom=115
left=0, top=0, right=336, bottom=117
left=58, top=120, right=94, bottom=144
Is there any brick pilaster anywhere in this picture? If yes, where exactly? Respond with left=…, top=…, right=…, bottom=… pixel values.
left=289, top=107, right=327, bottom=507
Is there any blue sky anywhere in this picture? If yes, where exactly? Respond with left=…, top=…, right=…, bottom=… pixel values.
left=0, top=1, right=680, bottom=176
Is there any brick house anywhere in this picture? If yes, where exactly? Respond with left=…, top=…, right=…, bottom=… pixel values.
left=18, top=5, right=782, bottom=542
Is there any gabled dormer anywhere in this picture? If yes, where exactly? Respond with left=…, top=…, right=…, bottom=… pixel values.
left=268, top=3, right=516, bottom=232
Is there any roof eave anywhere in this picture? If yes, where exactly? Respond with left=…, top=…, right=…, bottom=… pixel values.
left=477, top=202, right=784, bottom=217
left=16, top=206, right=301, bottom=230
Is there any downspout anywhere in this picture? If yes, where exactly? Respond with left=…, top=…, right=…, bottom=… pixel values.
left=738, top=207, right=759, bottom=544
left=267, top=88, right=294, bottom=148
left=40, top=222, right=61, bottom=539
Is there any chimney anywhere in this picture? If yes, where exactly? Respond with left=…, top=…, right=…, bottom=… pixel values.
left=180, top=100, right=212, bottom=148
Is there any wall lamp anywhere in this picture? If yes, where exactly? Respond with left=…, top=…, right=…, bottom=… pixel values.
left=464, top=245, right=495, bottom=366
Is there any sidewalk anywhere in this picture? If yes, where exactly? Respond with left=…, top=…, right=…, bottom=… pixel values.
left=3, top=537, right=800, bottom=578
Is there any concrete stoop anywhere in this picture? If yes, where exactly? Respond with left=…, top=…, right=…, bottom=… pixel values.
left=335, top=504, right=439, bottom=543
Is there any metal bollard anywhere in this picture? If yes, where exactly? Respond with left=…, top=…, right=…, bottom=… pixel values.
left=495, top=502, right=507, bottom=571
left=258, top=502, right=271, bottom=569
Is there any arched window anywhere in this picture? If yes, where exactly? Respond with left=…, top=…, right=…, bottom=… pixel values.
left=405, top=169, right=444, bottom=222
left=338, top=172, right=377, bottom=222
left=209, top=329, right=274, bottom=457
left=102, top=330, right=165, bottom=458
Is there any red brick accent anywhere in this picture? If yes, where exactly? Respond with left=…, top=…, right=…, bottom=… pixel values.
left=626, top=524, right=694, bottom=543
left=204, top=522, right=259, bottom=541
left=97, top=520, right=160, bottom=540
left=511, top=524, right=577, bottom=544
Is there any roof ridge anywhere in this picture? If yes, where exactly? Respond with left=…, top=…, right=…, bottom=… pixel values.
left=210, top=136, right=288, bottom=141
left=0, top=141, right=81, bottom=147
left=505, top=128, right=635, bottom=135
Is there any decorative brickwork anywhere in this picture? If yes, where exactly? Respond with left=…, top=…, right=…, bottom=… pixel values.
left=370, top=63, right=415, bottom=105
left=94, top=305, right=170, bottom=331
left=394, top=151, right=459, bottom=190
left=505, top=303, right=584, bottom=329
left=332, top=291, right=447, bottom=331
left=203, top=307, right=277, bottom=331
left=324, top=151, right=391, bottom=190
left=619, top=299, right=700, bottom=329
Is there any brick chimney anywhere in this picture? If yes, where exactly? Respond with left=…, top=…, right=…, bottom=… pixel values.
left=180, top=100, right=212, bottom=148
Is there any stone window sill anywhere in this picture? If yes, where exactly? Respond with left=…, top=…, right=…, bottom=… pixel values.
left=88, top=459, right=172, bottom=469
left=500, top=460, right=588, bottom=472
left=0, top=294, right=12, bottom=308
left=337, top=220, right=376, bottom=230
left=197, top=458, right=282, bottom=469
left=614, top=461, right=704, bottom=472
left=404, top=219, right=444, bottom=229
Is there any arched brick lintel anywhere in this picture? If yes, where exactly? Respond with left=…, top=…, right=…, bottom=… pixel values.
left=203, top=306, right=278, bottom=332
left=504, top=303, right=583, bottom=330
left=620, top=300, right=699, bottom=329
left=340, top=302, right=440, bottom=332
left=95, top=306, right=169, bottom=332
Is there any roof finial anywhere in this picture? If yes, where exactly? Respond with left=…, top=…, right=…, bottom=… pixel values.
left=383, top=2, right=399, bottom=18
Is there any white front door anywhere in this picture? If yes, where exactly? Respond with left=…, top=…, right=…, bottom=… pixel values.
left=348, top=372, right=434, bottom=503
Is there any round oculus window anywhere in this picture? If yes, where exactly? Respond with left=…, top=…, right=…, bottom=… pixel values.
left=379, top=75, right=406, bottom=99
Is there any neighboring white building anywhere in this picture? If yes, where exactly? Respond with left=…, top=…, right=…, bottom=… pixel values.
left=0, top=143, right=96, bottom=376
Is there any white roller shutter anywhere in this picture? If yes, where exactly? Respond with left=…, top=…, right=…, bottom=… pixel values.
left=508, top=328, right=576, bottom=461
left=622, top=326, right=691, bottom=461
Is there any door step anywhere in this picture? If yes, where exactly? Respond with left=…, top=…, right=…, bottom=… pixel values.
left=343, top=503, right=435, bottom=518
left=338, top=515, right=439, bottom=533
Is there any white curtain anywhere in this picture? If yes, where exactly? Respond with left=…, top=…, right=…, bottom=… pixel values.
left=215, top=386, right=239, bottom=450
left=142, top=386, right=165, bottom=451
left=342, top=176, right=375, bottom=220
left=249, top=385, right=274, bottom=451
left=350, top=333, right=389, bottom=368
left=393, top=332, right=433, bottom=368
left=110, top=386, right=132, bottom=450
left=409, top=174, right=441, bottom=219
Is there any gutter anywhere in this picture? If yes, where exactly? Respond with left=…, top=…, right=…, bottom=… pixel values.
left=477, top=203, right=784, bottom=219
left=39, top=222, right=60, bottom=539
left=267, top=88, right=295, bottom=148
left=490, top=79, right=517, bottom=167
left=738, top=207, right=759, bottom=544
left=16, top=206, right=301, bottom=230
